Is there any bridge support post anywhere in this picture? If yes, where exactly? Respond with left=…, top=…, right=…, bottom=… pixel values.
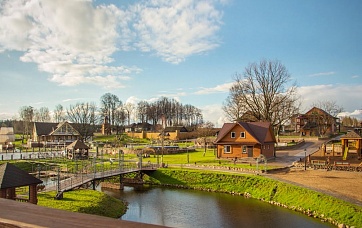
left=119, top=174, right=124, bottom=190
left=92, top=180, right=96, bottom=190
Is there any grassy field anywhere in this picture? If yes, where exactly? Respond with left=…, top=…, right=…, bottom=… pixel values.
left=37, top=190, right=126, bottom=218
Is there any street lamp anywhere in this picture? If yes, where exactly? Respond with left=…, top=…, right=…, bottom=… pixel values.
left=304, top=149, right=307, bottom=171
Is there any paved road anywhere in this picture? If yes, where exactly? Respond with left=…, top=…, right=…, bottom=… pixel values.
left=270, top=140, right=327, bottom=167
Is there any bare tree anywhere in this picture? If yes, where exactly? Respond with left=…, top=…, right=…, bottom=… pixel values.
left=312, top=100, right=343, bottom=118
left=196, top=121, right=216, bottom=156
left=54, top=104, right=66, bottom=122
left=34, top=107, right=51, bottom=122
left=66, top=102, right=98, bottom=140
left=137, top=101, right=149, bottom=123
left=19, top=106, right=34, bottom=140
left=223, top=59, right=299, bottom=134
left=100, top=93, right=122, bottom=126
left=124, top=102, right=135, bottom=126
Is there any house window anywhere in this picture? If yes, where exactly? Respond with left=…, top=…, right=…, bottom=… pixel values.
left=242, top=145, right=247, bottom=154
left=267, top=145, right=270, bottom=149
left=240, top=132, right=246, bottom=138
left=224, top=145, right=231, bottom=153
left=231, top=132, right=236, bottom=138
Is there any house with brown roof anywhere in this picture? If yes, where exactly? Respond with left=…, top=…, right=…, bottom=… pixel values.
left=295, top=107, right=339, bottom=136
left=0, top=163, right=43, bottom=204
left=214, top=122, right=276, bottom=159
left=31, top=121, right=81, bottom=148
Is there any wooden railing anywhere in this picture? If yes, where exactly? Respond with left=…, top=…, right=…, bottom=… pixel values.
left=42, top=164, right=158, bottom=192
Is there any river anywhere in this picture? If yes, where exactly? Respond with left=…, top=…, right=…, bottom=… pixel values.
left=102, top=185, right=334, bottom=228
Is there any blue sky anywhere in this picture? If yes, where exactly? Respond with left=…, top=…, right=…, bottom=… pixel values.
left=0, top=0, right=361, bottom=126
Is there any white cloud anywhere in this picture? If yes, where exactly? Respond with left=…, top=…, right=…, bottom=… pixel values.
left=200, top=103, right=227, bottom=127
left=308, top=71, right=336, bottom=77
left=297, top=84, right=362, bottom=113
left=195, top=82, right=233, bottom=95
left=0, top=0, right=223, bottom=88
left=338, top=110, right=362, bottom=120
left=62, top=98, right=85, bottom=103
left=129, top=0, right=223, bottom=64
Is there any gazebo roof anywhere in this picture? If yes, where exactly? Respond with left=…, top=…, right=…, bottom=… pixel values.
left=0, top=163, right=43, bottom=189
left=340, top=131, right=362, bottom=139
left=66, top=140, right=89, bottom=150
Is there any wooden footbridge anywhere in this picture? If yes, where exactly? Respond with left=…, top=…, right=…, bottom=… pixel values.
left=41, top=163, right=158, bottom=196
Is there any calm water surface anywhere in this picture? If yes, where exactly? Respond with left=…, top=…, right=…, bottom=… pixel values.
left=103, top=186, right=334, bottom=228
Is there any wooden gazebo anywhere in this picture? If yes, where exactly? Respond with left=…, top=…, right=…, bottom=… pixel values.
left=340, top=131, right=362, bottom=160
left=0, top=163, right=43, bottom=204
left=66, top=139, right=89, bottom=160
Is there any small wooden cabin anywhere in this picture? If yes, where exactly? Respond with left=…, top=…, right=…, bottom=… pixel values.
left=214, top=122, right=276, bottom=159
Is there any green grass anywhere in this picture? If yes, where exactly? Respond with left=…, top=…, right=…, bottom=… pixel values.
left=38, top=190, right=126, bottom=218
left=144, top=168, right=362, bottom=227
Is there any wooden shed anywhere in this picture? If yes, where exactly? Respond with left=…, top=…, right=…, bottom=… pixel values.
left=0, top=163, right=43, bottom=204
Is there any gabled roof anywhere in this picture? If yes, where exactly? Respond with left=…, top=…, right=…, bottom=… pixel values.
left=214, top=122, right=276, bottom=144
left=34, top=122, right=58, bottom=136
left=34, top=121, right=81, bottom=136
left=0, top=127, right=14, bottom=135
left=67, top=139, right=89, bottom=150
left=214, top=123, right=236, bottom=142
left=0, top=163, right=43, bottom=189
left=305, top=107, right=336, bottom=119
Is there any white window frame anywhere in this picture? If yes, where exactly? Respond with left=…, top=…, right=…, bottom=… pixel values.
left=242, top=145, right=247, bottom=154
left=224, top=145, right=231, bottom=153
left=231, top=132, right=236, bottom=138
left=240, top=132, right=246, bottom=138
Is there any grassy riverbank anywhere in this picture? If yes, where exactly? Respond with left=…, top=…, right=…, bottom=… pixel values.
left=143, top=168, right=362, bottom=227
left=37, top=190, right=126, bottom=218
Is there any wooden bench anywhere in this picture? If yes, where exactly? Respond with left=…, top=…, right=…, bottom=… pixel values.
left=334, top=161, right=350, bottom=166
left=311, top=160, right=326, bottom=166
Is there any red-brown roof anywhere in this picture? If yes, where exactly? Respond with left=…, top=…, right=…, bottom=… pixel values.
left=214, top=122, right=275, bottom=144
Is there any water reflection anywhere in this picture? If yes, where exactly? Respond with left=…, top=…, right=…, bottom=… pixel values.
left=103, top=186, right=333, bottom=228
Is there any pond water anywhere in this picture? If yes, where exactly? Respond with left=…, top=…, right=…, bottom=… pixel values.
left=102, top=185, right=334, bottom=228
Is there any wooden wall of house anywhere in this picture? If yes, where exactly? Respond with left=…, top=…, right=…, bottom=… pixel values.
left=127, top=131, right=198, bottom=141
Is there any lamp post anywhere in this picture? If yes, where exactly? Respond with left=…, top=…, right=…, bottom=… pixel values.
left=304, top=149, right=307, bottom=171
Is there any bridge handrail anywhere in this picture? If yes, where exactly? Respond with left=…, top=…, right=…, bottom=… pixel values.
left=42, top=163, right=157, bottom=192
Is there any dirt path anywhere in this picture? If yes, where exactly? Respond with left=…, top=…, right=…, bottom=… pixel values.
left=267, top=168, right=362, bottom=206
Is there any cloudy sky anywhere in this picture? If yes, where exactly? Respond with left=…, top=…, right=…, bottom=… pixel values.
left=0, top=0, right=361, bottom=126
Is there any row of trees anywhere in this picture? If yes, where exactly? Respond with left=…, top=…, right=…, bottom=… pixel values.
left=340, top=116, right=361, bottom=128
left=16, top=95, right=203, bottom=138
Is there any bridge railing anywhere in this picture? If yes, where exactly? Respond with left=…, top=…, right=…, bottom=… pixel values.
left=42, top=162, right=158, bottom=192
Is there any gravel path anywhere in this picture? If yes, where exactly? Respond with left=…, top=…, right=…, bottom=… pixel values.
left=267, top=168, right=362, bottom=207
